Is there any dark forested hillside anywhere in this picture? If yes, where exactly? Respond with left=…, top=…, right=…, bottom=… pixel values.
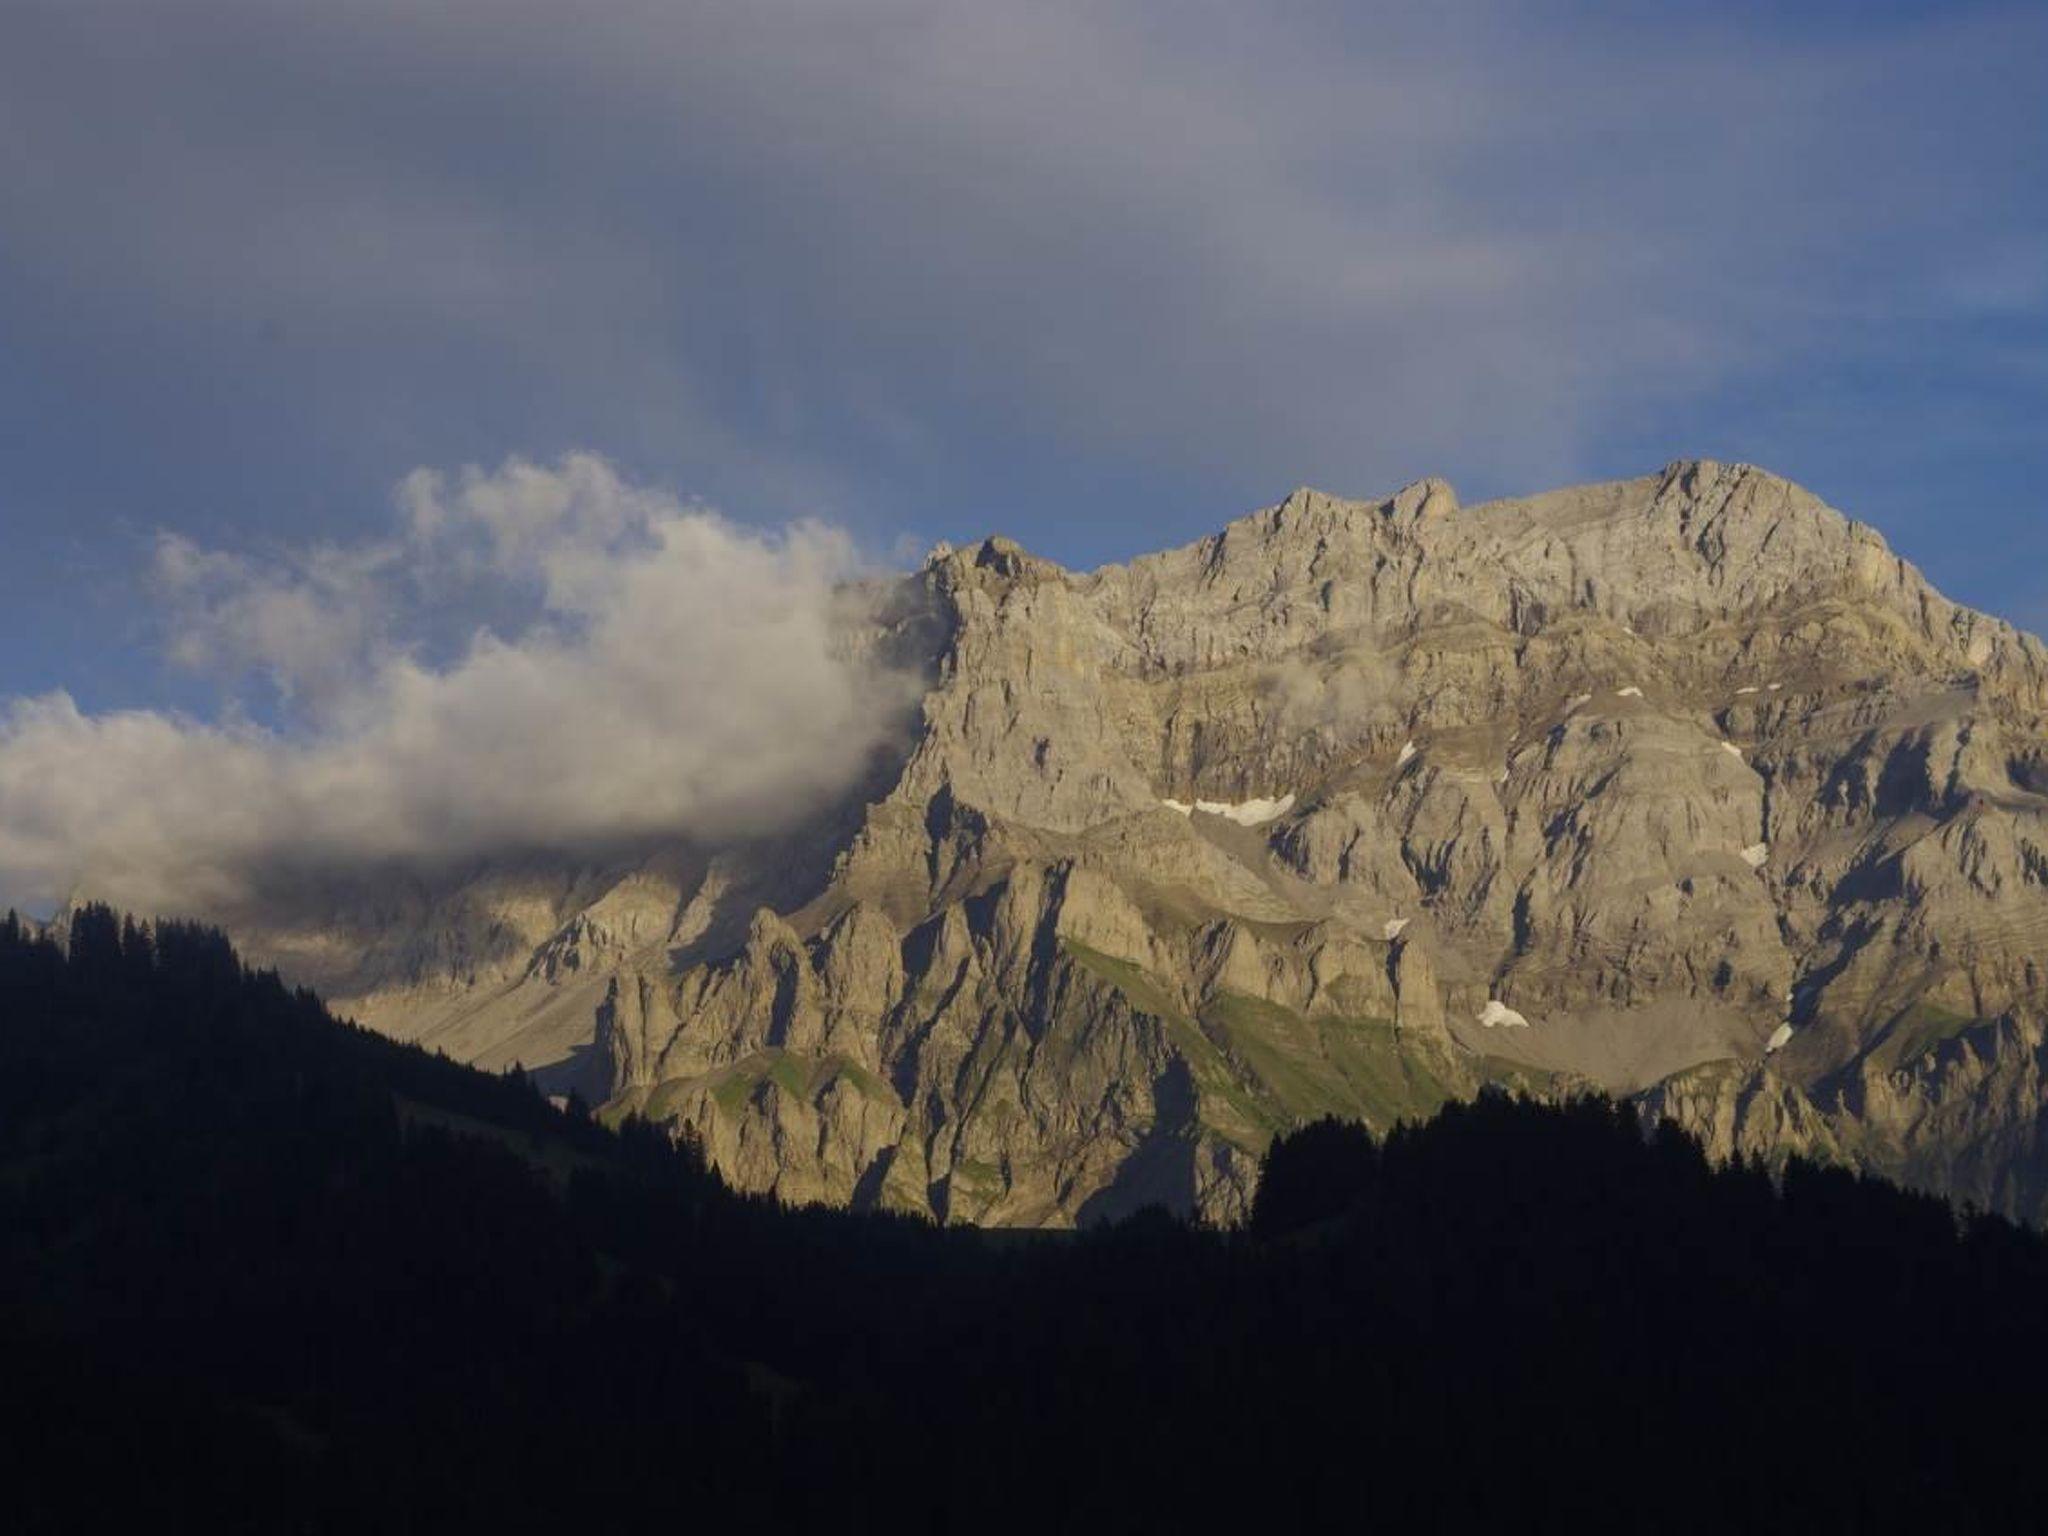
left=5, top=907, right=2045, bottom=1532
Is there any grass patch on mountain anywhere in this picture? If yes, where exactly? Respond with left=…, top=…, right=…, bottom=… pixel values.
left=942, top=1156, right=1008, bottom=1223
left=1059, top=940, right=1282, bottom=1150
left=693, top=1049, right=821, bottom=1115
left=628, top=1051, right=903, bottom=1131
left=1202, top=993, right=1454, bottom=1136
left=1871, top=1001, right=1982, bottom=1072
left=1059, top=940, right=1454, bottom=1148
left=1319, top=1018, right=1457, bottom=1128
left=823, top=1056, right=899, bottom=1102
left=1203, top=992, right=1360, bottom=1124
left=1475, top=1056, right=1561, bottom=1096
left=1057, top=938, right=1182, bottom=1020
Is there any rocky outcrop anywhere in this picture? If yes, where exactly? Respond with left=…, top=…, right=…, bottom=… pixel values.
left=230, top=461, right=2048, bottom=1226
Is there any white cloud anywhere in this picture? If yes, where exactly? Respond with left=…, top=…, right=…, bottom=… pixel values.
left=0, top=456, right=923, bottom=915
left=152, top=531, right=398, bottom=707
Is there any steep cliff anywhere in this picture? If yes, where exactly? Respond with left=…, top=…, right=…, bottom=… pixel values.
left=235, top=462, right=2048, bottom=1225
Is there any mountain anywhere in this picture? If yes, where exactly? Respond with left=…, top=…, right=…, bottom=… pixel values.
left=10, top=909, right=2048, bottom=1530
left=225, top=460, right=2048, bottom=1226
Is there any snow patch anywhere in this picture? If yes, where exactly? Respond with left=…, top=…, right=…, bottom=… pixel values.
left=1722, top=742, right=1745, bottom=759
left=1741, top=843, right=1770, bottom=869
left=1766, top=1022, right=1794, bottom=1054
left=1224, top=794, right=1296, bottom=826
left=1478, top=1000, right=1531, bottom=1030
left=1768, top=683, right=1784, bottom=692
left=1736, top=686, right=1760, bottom=696
left=1383, top=917, right=1410, bottom=942
left=1161, top=793, right=1296, bottom=827
left=1396, top=740, right=1418, bottom=767
left=1617, top=686, right=1644, bottom=699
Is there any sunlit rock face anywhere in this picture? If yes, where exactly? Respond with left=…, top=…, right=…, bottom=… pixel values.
left=235, top=462, right=2048, bottom=1226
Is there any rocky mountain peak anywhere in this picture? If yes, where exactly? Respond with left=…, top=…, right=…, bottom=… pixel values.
left=221, top=463, right=2048, bottom=1228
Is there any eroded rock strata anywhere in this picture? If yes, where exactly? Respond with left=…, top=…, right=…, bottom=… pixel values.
left=234, top=462, right=2048, bottom=1225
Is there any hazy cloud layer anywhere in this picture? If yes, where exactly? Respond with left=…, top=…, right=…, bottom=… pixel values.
left=0, top=457, right=918, bottom=914
left=2, top=1, right=2042, bottom=621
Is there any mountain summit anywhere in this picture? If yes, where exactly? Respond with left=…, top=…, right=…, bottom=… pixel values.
left=224, top=462, right=2048, bottom=1225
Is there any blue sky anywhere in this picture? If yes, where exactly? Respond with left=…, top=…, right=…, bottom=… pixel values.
left=2, top=0, right=2045, bottom=722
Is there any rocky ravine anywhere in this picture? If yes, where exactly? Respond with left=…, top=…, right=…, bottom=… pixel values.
left=233, top=461, right=2048, bottom=1226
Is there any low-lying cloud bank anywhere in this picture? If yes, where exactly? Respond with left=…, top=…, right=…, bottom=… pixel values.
left=0, top=455, right=921, bottom=916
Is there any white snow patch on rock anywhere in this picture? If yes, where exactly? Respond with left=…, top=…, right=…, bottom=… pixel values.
left=1161, top=793, right=1296, bottom=827
left=1396, top=740, right=1418, bottom=767
left=1722, top=742, right=1745, bottom=759
left=1224, top=794, right=1296, bottom=826
left=1741, top=843, right=1770, bottom=869
left=1736, top=686, right=1760, bottom=696
left=1383, top=917, right=1410, bottom=942
left=1766, top=1022, right=1794, bottom=1054
left=1617, top=686, right=1644, bottom=699
left=1768, top=683, right=1784, bottom=692
left=1478, top=1000, right=1531, bottom=1030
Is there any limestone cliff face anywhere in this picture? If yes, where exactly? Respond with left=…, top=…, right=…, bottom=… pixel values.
left=238, top=462, right=2048, bottom=1226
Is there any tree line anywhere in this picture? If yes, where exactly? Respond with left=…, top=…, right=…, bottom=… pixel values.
left=6, top=906, right=2045, bottom=1531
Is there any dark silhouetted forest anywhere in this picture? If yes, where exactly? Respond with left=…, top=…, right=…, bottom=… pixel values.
left=6, top=906, right=2045, bottom=1532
